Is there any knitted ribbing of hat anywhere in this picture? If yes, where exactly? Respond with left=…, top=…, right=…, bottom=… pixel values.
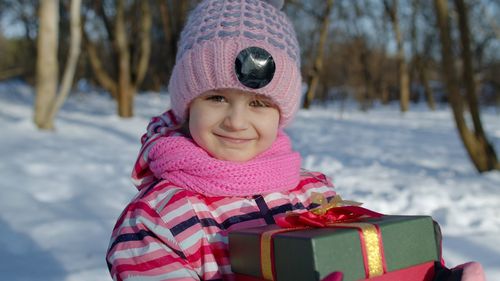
left=176, top=0, right=300, bottom=67
left=148, top=131, right=301, bottom=197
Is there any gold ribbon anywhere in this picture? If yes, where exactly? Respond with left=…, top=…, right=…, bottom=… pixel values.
left=328, top=222, right=385, bottom=278
left=260, top=228, right=283, bottom=280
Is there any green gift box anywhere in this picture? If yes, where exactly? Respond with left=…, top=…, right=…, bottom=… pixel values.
left=229, top=215, right=441, bottom=281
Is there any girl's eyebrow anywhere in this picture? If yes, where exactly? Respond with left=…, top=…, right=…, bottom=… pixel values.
left=201, top=90, right=223, bottom=96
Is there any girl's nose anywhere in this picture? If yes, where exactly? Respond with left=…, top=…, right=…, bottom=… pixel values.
left=223, top=106, right=249, bottom=131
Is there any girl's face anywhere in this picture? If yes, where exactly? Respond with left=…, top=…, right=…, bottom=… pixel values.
left=189, top=88, right=280, bottom=162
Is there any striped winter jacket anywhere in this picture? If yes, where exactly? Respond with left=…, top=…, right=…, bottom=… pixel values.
left=106, top=111, right=336, bottom=281
left=106, top=172, right=335, bottom=281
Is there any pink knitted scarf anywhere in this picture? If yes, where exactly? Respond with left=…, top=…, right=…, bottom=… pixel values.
left=148, top=131, right=301, bottom=197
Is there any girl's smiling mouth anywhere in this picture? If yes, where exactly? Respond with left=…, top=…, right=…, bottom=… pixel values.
left=214, top=133, right=254, bottom=144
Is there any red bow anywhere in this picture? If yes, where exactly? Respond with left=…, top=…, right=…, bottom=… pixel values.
left=277, top=193, right=383, bottom=228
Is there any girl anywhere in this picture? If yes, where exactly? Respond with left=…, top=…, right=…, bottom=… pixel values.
left=106, top=0, right=336, bottom=280
left=106, top=0, right=485, bottom=280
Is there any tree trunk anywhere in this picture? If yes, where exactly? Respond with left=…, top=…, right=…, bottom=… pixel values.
left=85, top=35, right=118, bottom=99
left=421, top=34, right=436, bottom=110
left=303, top=0, right=334, bottom=109
left=384, top=0, right=410, bottom=112
left=45, top=0, right=82, bottom=127
left=434, top=0, right=499, bottom=172
left=133, top=0, right=152, bottom=90
left=115, top=0, right=133, bottom=117
left=359, top=48, right=374, bottom=110
left=34, top=0, right=59, bottom=130
left=158, top=0, right=174, bottom=71
left=94, top=0, right=115, bottom=42
left=417, top=55, right=436, bottom=110
left=83, top=0, right=151, bottom=118
left=454, top=0, right=499, bottom=171
left=381, top=81, right=389, bottom=104
left=410, top=0, right=418, bottom=100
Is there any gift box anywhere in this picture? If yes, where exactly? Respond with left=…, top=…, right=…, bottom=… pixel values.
left=233, top=261, right=437, bottom=281
left=229, top=215, right=441, bottom=281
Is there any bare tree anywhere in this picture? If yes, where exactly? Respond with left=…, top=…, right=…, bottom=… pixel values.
left=352, top=1, right=379, bottom=110
left=356, top=36, right=376, bottom=111
left=157, top=0, right=174, bottom=73
left=419, top=34, right=436, bottom=110
left=302, top=0, right=334, bottom=109
left=49, top=0, right=82, bottom=127
left=84, top=0, right=152, bottom=117
left=34, top=0, right=82, bottom=130
left=454, top=0, right=499, bottom=171
left=34, top=0, right=59, bottom=129
left=157, top=0, right=191, bottom=74
left=384, top=0, right=410, bottom=112
left=434, top=0, right=499, bottom=172
left=410, top=0, right=435, bottom=110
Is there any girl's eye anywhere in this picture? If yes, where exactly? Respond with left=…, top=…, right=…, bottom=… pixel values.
left=206, top=95, right=226, bottom=103
left=250, top=99, right=273, bottom=108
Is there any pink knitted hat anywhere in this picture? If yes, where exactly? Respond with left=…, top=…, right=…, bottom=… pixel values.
left=168, top=0, right=302, bottom=127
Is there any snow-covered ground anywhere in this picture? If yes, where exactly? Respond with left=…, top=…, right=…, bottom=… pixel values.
left=1, top=80, right=499, bottom=281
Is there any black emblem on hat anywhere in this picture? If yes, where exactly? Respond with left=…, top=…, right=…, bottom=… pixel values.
left=235, top=47, right=276, bottom=89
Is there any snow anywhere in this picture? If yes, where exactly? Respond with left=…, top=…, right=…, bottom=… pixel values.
left=1, top=80, right=499, bottom=280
